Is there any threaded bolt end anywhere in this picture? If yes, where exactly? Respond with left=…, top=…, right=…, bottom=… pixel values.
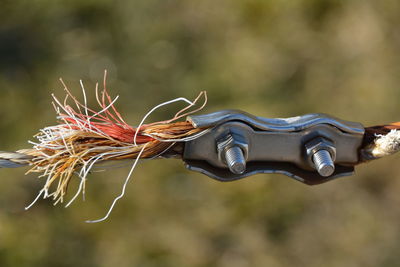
left=225, top=146, right=246, bottom=174
left=312, top=149, right=335, bottom=177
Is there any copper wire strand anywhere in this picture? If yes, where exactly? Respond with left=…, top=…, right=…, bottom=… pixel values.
left=21, top=77, right=208, bottom=211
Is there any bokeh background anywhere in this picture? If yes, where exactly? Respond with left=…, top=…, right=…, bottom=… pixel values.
left=1, top=0, right=400, bottom=266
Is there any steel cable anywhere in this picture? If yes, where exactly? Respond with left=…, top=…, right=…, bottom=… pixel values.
left=0, top=151, right=33, bottom=168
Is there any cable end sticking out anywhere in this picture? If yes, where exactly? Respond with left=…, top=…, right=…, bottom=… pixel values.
left=18, top=74, right=208, bottom=222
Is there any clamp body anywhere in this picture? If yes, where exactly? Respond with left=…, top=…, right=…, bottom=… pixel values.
left=183, top=110, right=364, bottom=185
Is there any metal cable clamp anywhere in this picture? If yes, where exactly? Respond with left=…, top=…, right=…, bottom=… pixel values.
left=183, top=110, right=365, bottom=185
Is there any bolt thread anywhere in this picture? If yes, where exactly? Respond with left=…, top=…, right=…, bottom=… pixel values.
left=312, top=150, right=335, bottom=177
left=225, top=146, right=246, bottom=174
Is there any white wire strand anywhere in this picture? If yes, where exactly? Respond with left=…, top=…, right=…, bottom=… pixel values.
left=85, top=143, right=147, bottom=223
left=143, top=128, right=211, bottom=143
left=25, top=189, right=45, bottom=210
left=133, top=97, right=194, bottom=146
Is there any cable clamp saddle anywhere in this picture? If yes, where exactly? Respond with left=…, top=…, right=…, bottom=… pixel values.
left=183, top=110, right=364, bottom=185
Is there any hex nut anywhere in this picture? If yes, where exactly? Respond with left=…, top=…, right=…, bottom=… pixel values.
left=217, top=133, right=249, bottom=164
left=305, top=137, right=336, bottom=167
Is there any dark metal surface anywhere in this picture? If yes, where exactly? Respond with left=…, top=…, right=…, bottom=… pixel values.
left=184, top=160, right=355, bottom=185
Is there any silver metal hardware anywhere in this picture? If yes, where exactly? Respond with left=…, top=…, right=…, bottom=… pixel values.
left=187, top=110, right=364, bottom=135
left=183, top=110, right=365, bottom=185
left=313, top=150, right=335, bottom=177
left=217, top=133, right=248, bottom=174
left=304, top=137, right=336, bottom=177
left=224, top=146, right=246, bottom=174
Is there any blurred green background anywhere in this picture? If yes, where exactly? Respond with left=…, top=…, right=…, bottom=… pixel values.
left=1, top=0, right=400, bottom=266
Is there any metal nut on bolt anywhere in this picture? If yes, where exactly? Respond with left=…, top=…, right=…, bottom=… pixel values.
left=305, top=137, right=336, bottom=177
left=217, top=133, right=248, bottom=174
